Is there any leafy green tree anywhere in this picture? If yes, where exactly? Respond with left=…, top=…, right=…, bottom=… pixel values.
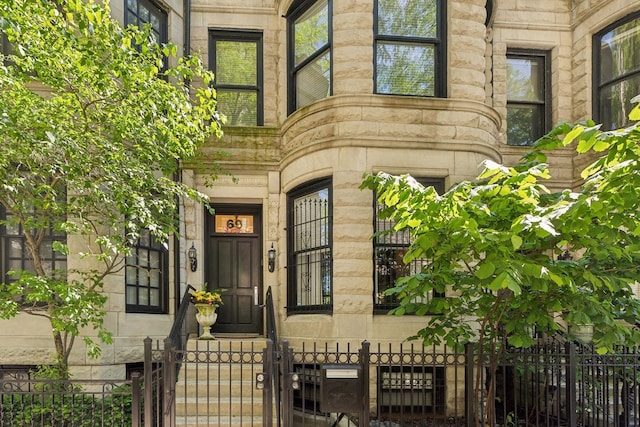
left=362, top=98, right=640, bottom=425
left=0, top=0, right=222, bottom=377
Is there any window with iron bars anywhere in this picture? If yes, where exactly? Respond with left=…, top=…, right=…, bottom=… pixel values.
left=373, top=177, right=444, bottom=313
left=287, top=178, right=332, bottom=314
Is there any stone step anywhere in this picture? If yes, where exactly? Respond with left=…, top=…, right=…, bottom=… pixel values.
left=174, top=397, right=272, bottom=417
left=175, top=337, right=275, bottom=425
left=185, top=337, right=268, bottom=352
left=174, top=414, right=276, bottom=427
left=178, top=361, right=265, bottom=380
left=175, top=380, right=263, bottom=398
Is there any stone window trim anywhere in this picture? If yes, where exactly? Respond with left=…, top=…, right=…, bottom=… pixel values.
left=506, top=48, right=551, bottom=146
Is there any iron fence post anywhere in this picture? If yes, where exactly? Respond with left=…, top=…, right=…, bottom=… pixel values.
left=263, top=339, right=274, bottom=427
left=163, top=337, right=175, bottom=427
left=281, top=339, right=293, bottom=427
left=360, top=340, right=370, bottom=427
left=465, top=342, right=475, bottom=427
left=131, top=371, right=141, bottom=427
left=143, top=336, right=153, bottom=427
left=566, top=341, right=577, bottom=427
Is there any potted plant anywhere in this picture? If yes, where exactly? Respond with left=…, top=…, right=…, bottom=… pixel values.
left=190, top=287, right=223, bottom=339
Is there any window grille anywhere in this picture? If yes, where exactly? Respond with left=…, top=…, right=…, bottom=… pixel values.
left=287, top=179, right=332, bottom=313
left=373, top=177, right=444, bottom=312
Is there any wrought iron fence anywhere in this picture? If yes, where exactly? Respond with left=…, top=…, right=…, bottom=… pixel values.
left=2, top=328, right=639, bottom=427
left=0, top=376, right=139, bottom=427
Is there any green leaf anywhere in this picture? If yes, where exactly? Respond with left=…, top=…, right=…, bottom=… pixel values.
left=629, top=103, right=640, bottom=121
left=488, top=271, right=509, bottom=291
left=510, top=235, right=523, bottom=250
left=563, top=125, right=585, bottom=147
left=475, top=262, right=495, bottom=280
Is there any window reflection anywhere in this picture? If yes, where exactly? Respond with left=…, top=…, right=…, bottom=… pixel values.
left=595, top=15, right=640, bottom=130
left=288, top=0, right=331, bottom=113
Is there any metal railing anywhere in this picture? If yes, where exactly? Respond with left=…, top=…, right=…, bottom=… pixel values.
left=167, top=284, right=196, bottom=352
left=265, top=286, right=282, bottom=427
left=0, top=376, right=140, bottom=427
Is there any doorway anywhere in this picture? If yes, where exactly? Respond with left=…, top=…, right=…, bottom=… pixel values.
left=206, top=204, right=263, bottom=335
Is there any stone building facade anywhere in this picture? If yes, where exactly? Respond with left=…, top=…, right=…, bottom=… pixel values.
left=1, top=0, right=639, bottom=380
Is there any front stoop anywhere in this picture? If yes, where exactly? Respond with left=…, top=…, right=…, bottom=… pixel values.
left=173, top=336, right=277, bottom=427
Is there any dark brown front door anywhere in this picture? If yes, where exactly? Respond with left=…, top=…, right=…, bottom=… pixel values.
left=207, top=205, right=263, bottom=335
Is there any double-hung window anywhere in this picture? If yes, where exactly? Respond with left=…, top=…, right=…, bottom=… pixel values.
left=287, top=0, right=332, bottom=114
left=373, top=177, right=444, bottom=313
left=374, top=0, right=446, bottom=97
left=594, top=13, right=640, bottom=131
left=209, top=30, right=264, bottom=126
left=506, top=49, right=551, bottom=146
left=125, top=228, right=168, bottom=313
left=287, top=178, right=332, bottom=314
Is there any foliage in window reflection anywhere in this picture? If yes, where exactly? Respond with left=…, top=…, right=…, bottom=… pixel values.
left=375, top=0, right=439, bottom=96
left=597, top=15, right=640, bottom=130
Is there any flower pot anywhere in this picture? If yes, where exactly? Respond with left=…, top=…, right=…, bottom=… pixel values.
left=569, top=323, right=593, bottom=344
left=194, top=303, right=218, bottom=340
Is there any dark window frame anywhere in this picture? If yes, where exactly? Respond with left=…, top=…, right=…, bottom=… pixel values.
left=286, top=0, right=333, bottom=115
left=373, top=0, right=447, bottom=98
left=1, top=196, right=67, bottom=287
left=286, top=177, right=333, bottom=315
left=209, top=29, right=264, bottom=126
left=593, top=11, right=640, bottom=130
left=125, top=228, right=169, bottom=314
left=124, top=0, right=168, bottom=45
left=372, top=177, right=445, bottom=314
left=506, top=49, right=551, bottom=146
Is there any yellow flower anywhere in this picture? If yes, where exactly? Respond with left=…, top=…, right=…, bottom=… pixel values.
left=190, top=289, right=223, bottom=307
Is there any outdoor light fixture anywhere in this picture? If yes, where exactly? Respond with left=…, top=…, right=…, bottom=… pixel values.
left=268, top=243, right=276, bottom=273
left=558, top=250, right=573, bottom=261
left=188, top=243, right=198, bottom=272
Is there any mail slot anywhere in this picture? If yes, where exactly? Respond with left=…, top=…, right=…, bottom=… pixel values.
left=319, top=364, right=363, bottom=413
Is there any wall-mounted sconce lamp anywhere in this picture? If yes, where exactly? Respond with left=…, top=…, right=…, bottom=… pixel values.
left=268, top=243, right=276, bottom=273
left=188, top=243, right=198, bottom=272
left=558, top=249, right=573, bottom=261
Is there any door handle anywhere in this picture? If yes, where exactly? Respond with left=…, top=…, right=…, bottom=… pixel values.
left=254, top=286, right=259, bottom=306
